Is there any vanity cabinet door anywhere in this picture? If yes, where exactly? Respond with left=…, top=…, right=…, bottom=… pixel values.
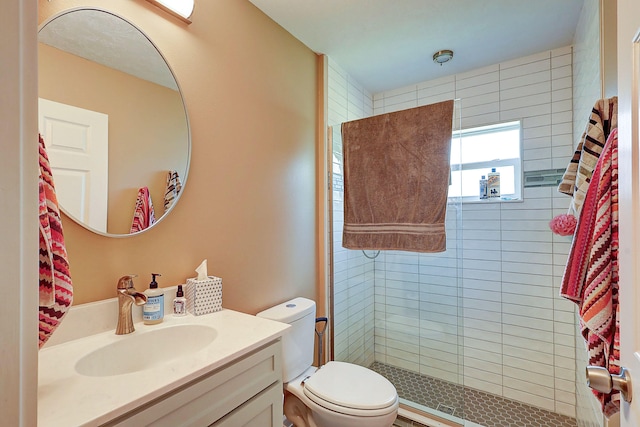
left=211, top=382, right=282, bottom=427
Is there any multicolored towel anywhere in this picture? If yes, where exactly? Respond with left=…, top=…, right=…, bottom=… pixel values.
left=130, top=186, right=156, bottom=233
left=38, top=134, right=73, bottom=348
left=163, top=170, right=182, bottom=212
left=558, top=97, right=617, bottom=216
left=560, top=128, right=619, bottom=416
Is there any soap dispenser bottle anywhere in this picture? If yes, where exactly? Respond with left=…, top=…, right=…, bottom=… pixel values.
left=143, top=273, right=164, bottom=325
left=173, top=285, right=187, bottom=317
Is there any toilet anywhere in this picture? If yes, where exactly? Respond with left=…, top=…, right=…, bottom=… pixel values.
left=257, top=297, right=399, bottom=427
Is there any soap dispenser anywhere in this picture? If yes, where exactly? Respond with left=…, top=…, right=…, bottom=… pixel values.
left=143, top=273, right=164, bottom=325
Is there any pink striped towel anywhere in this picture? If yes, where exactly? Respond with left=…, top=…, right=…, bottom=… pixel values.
left=560, top=128, right=620, bottom=416
left=38, top=134, right=73, bottom=348
left=130, top=186, right=156, bottom=233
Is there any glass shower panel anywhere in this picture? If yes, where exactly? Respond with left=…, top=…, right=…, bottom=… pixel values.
left=329, top=100, right=465, bottom=424
left=330, top=125, right=376, bottom=367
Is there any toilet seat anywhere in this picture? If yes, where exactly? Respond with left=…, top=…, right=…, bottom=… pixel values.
left=302, top=361, right=398, bottom=417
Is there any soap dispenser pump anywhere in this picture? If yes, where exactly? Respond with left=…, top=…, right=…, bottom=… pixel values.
left=143, top=273, right=164, bottom=325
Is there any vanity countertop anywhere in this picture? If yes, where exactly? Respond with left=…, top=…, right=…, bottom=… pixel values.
left=38, top=309, right=289, bottom=427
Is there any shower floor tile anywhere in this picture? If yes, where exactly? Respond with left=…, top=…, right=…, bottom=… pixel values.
left=370, top=362, right=577, bottom=427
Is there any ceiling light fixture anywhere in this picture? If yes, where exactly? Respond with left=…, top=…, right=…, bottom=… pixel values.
left=146, top=0, right=195, bottom=24
left=433, top=50, right=454, bottom=65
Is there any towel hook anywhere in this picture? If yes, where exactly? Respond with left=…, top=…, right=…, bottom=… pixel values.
left=362, top=250, right=380, bottom=259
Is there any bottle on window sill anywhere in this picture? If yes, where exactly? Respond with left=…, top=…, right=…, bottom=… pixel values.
left=479, top=175, right=488, bottom=199
left=487, top=168, right=500, bottom=198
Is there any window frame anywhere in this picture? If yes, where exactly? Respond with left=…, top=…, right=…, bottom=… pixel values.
left=449, top=120, right=524, bottom=202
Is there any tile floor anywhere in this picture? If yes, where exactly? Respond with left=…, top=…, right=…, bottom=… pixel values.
left=371, top=362, right=578, bottom=427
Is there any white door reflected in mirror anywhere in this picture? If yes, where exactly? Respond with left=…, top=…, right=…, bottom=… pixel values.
left=39, top=98, right=109, bottom=233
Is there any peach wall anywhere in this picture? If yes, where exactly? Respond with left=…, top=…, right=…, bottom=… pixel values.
left=39, top=0, right=319, bottom=313
left=38, top=43, right=189, bottom=234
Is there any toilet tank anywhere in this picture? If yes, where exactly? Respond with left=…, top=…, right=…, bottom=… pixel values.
left=257, top=297, right=316, bottom=383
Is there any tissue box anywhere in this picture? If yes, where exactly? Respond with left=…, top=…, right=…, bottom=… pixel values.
left=186, top=276, right=222, bottom=315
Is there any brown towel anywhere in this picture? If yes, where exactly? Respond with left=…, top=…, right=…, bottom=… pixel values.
left=342, top=100, right=454, bottom=253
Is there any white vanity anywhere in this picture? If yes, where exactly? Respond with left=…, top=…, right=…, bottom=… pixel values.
left=38, top=296, right=289, bottom=427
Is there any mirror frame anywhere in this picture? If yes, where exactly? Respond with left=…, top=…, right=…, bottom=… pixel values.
left=38, top=7, right=191, bottom=238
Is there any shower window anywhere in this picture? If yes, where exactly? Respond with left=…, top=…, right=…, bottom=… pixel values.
left=449, top=120, right=522, bottom=201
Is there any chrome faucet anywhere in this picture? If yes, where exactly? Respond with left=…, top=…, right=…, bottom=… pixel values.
left=116, top=275, right=147, bottom=335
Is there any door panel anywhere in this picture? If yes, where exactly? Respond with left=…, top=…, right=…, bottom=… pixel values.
left=38, top=98, right=108, bottom=233
left=617, top=0, right=640, bottom=424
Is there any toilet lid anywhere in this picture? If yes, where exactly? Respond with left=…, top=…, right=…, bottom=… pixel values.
left=303, top=361, right=397, bottom=411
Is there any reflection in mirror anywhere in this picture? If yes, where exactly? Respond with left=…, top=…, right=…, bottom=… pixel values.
left=38, top=9, right=190, bottom=236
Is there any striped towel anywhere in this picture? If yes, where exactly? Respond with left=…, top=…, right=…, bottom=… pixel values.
left=163, top=170, right=182, bottom=212
left=558, top=97, right=617, bottom=216
left=560, top=128, right=619, bottom=416
left=38, top=134, right=73, bottom=348
left=130, top=186, right=156, bottom=233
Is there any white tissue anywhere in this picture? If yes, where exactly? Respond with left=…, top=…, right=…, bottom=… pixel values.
left=195, top=259, right=208, bottom=281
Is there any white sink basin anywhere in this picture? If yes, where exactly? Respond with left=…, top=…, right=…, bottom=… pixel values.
left=75, top=324, right=217, bottom=376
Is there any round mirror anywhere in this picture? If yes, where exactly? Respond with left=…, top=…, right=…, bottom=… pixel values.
left=38, top=8, right=190, bottom=237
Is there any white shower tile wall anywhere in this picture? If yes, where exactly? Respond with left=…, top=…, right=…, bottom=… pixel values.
left=370, top=47, right=577, bottom=417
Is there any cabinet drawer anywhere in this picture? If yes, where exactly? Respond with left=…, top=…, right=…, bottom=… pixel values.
left=211, top=382, right=282, bottom=427
left=106, top=340, right=282, bottom=427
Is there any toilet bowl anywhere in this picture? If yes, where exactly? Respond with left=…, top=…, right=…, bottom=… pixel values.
left=257, top=297, right=399, bottom=427
left=285, top=363, right=398, bottom=427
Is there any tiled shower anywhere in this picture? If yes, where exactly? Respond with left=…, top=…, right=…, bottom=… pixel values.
left=328, top=46, right=586, bottom=425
